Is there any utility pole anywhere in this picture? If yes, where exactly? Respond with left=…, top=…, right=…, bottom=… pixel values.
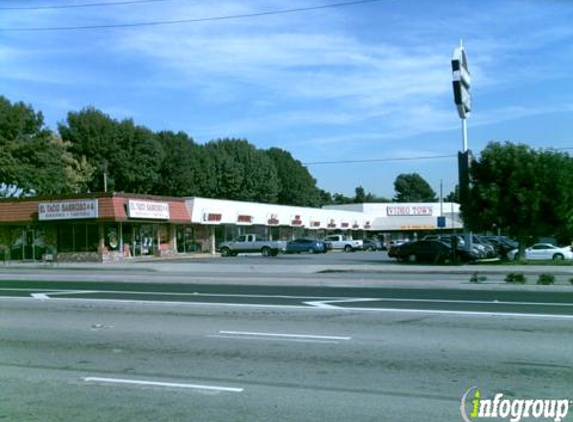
left=102, top=159, right=108, bottom=193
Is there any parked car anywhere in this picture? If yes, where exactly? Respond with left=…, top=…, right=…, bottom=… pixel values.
left=506, top=243, right=573, bottom=261
left=388, top=239, right=408, bottom=248
left=471, top=235, right=497, bottom=258
left=423, top=234, right=485, bottom=259
left=285, top=238, right=327, bottom=254
left=322, top=235, right=363, bottom=252
left=480, top=235, right=518, bottom=257
left=218, top=234, right=286, bottom=257
left=389, top=240, right=478, bottom=263
left=362, top=238, right=383, bottom=251
left=482, top=235, right=518, bottom=249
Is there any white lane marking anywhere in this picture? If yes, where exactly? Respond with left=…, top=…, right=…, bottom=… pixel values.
left=336, top=306, right=573, bottom=319
left=30, top=291, right=96, bottom=300
left=208, top=335, right=340, bottom=344
left=304, top=298, right=380, bottom=309
left=2, top=288, right=570, bottom=308
left=218, top=330, right=351, bottom=340
left=356, top=297, right=573, bottom=307
left=83, top=377, right=243, bottom=393
left=4, top=296, right=573, bottom=320
left=0, top=288, right=340, bottom=300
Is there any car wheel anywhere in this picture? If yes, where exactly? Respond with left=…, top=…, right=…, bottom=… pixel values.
left=553, top=253, right=564, bottom=261
left=344, top=245, right=352, bottom=252
left=261, top=247, right=271, bottom=257
left=220, top=247, right=231, bottom=257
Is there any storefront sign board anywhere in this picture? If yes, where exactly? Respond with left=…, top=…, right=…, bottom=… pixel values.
left=128, top=200, right=170, bottom=219
left=38, top=199, right=98, bottom=221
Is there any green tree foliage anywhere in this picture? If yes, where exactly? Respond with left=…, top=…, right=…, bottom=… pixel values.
left=318, top=189, right=333, bottom=206
left=393, top=173, right=437, bottom=202
left=155, top=131, right=202, bottom=197
left=322, top=186, right=390, bottom=205
left=330, top=192, right=353, bottom=205
left=115, top=120, right=165, bottom=193
left=354, top=186, right=366, bottom=203
left=445, top=185, right=459, bottom=202
left=266, top=148, right=321, bottom=207
left=354, top=185, right=391, bottom=203
left=58, top=107, right=120, bottom=192
left=59, top=108, right=164, bottom=193
left=203, top=139, right=280, bottom=203
left=0, top=96, right=92, bottom=196
left=463, top=142, right=573, bottom=251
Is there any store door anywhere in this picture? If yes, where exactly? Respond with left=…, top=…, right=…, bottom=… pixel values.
left=132, top=224, right=157, bottom=257
left=23, top=230, right=35, bottom=261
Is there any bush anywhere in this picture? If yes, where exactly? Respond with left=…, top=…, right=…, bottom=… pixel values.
left=537, top=273, right=555, bottom=285
left=470, top=273, right=487, bottom=283
left=505, top=272, right=527, bottom=284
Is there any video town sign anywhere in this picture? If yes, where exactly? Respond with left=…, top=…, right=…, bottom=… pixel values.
left=386, top=205, right=434, bottom=217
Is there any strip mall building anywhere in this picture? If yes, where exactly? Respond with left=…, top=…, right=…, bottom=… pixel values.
left=0, top=193, right=461, bottom=262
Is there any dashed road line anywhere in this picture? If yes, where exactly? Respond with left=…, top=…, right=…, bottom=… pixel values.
left=83, top=377, right=244, bottom=393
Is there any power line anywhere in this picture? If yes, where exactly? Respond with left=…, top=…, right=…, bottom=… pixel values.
left=0, top=0, right=182, bottom=11
left=303, top=147, right=573, bottom=166
left=0, top=0, right=389, bottom=32
left=304, top=154, right=456, bottom=165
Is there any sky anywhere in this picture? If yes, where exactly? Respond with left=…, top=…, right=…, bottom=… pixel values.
left=1, top=0, right=572, bottom=199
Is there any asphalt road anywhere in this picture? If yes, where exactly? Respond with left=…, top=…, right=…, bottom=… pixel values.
left=2, top=272, right=573, bottom=422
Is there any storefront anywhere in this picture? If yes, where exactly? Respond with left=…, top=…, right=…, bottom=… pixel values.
left=0, top=193, right=190, bottom=262
left=183, top=197, right=371, bottom=249
left=0, top=193, right=462, bottom=261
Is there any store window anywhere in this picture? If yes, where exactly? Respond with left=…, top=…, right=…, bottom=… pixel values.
left=58, top=225, right=74, bottom=253
left=177, top=225, right=200, bottom=253
left=57, top=223, right=99, bottom=253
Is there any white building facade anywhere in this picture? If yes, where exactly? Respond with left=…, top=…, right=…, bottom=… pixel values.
left=183, top=197, right=462, bottom=253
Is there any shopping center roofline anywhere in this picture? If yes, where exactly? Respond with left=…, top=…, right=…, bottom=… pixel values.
left=0, top=191, right=187, bottom=203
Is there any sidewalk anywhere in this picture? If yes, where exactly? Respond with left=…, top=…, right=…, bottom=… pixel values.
left=2, top=256, right=573, bottom=276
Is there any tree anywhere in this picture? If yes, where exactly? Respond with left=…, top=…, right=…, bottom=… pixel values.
left=113, top=119, right=164, bottom=194
left=354, top=186, right=366, bottom=203
left=59, top=108, right=164, bottom=193
left=393, top=173, right=437, bottom=202
left=204, top=139, right=280, bottom=203
left=154, top=131, right=202, bottom=197
left=331, top=192, right=353, bottom=205
left=445, top=185, right=459, bottom=202
left=0, top=96, right=91, bottom=196
left=354, top=186, right=391, bottom=203
left=463, top=142, right=573, bottom=255
left=59, top=107, right=120, bottom=192
left=266, top=148, right=321, bottom=207
left=318, top=189, right=333, bottom=206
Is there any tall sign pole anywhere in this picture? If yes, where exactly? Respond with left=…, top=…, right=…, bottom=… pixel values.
left=452, top=39, right=471, bottom=151
left=452, top=40, right=472, bottom=247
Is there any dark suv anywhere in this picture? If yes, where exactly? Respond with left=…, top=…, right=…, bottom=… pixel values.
left=388, top=240, right=478, bottom=263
